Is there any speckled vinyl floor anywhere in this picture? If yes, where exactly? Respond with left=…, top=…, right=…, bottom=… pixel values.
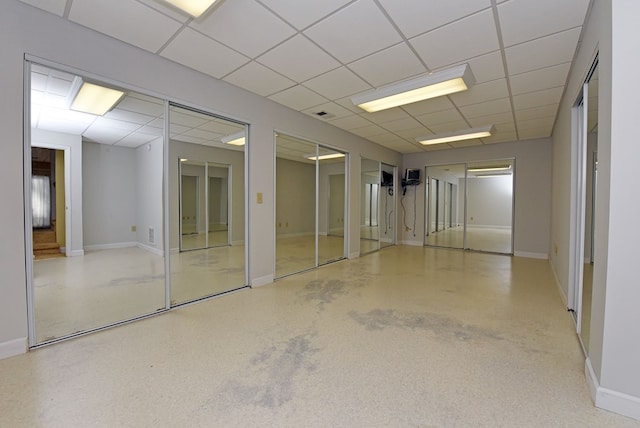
left=4, top=246, right=639, bottom=427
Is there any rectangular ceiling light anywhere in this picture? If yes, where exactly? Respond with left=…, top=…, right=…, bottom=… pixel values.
left=68, top=77, right=125, bottom=116
left=305, top=153, right=345, bottom=161
left=221, top=132, right=245, bottom=146
left=417, top=125, right=494, bottom=146
left=163, top=0, right=218, bottom=17
left=351, top=64, right=475, bottom=113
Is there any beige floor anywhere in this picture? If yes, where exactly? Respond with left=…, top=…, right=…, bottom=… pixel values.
left=181, top=229, right=229, bottom=250
left=276, top=235, right=346, bottom=278
left=8, top=246, right=639, bottom=427
left=426, top=225, right=513, bottom=254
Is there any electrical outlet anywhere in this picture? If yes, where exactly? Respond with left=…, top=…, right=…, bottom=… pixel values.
left=256, top=192, right=263, bottom=204
left=131, top=225, right=136, bottom=232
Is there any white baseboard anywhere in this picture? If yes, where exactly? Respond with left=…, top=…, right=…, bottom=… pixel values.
left=251, top=274, right=273, bottom=287
left=276, top=232, right=315, bottom=239
left=232, top=240, right=245, bottom=246
left=84, top=242, right=136, bottom=251
left=69, top=249, right=84, bottom=257
left=466, top=224, right=512, bottom=230
left=586, top=358, right=640, bottom=421
left=136, top=242, right=163, bottom=257
left=514, top=251, right=548, bottom=259
left=549, top=259, right=568, bottom=307
left=0, top=337, right=27, bottom=360
left=348, top=251, right=360, bottom=259
left=400, top=240, right=423, bottom=247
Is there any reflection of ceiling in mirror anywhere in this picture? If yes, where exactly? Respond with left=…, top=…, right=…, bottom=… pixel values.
left=276, top=133, right=346, bottom=164
left=31, top=63, right=246, bottom=151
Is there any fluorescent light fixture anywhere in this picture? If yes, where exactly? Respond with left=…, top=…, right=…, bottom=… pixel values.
left=351, top=64, right=475, bottom=113
left=68, top=77, right=124, bottom=116
left=467, top=166, right=512, bottom=173
left=305, top=153, right=346, bottom=161
left=180, top=158, right=189, bottom=162
left=163, top=0, right=218, bottom=17
left=221, top=132, right=245, bottom=146
left=417, top=125, right=494, bottom=146
left=475, top=174, right=510, bottom=178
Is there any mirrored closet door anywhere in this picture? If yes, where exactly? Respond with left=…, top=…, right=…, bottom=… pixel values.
left=27, top=63, right=166, bottom=345
left=275, top=133, right=347, bottom=278
left=169, top=104, right=246, bottom=306
left=361, top=158, right=397, bottom=254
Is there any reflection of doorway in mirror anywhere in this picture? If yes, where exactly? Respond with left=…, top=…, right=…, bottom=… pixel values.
left=181, top=175, right=199, bottom=235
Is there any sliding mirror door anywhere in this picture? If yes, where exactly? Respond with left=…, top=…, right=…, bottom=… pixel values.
left=360, top=158, right=380, bottom=254
left=169, top=105, right=246, bottom=305
left=275, top=134, right=347, bottom=278
left=28, top=63, right=166, bottom=345
left=425, top=164, right=465, bottom=249
left=465, top=160, right=514, bottom=254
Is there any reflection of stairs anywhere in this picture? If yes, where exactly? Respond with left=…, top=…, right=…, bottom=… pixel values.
left=33, top=228, right=64, bottom=259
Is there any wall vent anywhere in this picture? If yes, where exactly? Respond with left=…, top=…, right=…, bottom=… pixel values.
left=313, top=111, right=335, bottom=120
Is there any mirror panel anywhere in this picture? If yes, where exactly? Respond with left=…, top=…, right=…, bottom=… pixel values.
left=275, top=134, right=317, bottom=278
left=425, top=164, right=465, bottom=249
left=169, top=105, right=246, bottom=305
left=360, top=158, right=380, bottom=254
left=380, top=163, right=396, bottom=248
left=318, top=147, right=346, bottom=265
left=580, top=63, right=599, bottom=351
left=29, top=64, right=166, bottom=344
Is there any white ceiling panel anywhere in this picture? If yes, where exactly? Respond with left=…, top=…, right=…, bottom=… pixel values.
left=169, top=110, right=210, bottom=128
left=367, top=132, right=403, bottom=145
left=83, top=125, right=133, bottom=145
left=380, top=117, right=423, bottom=133
left=257, top=35, right=340, bottom=83
left=395, top=127, right=431, bottom=140
left=348, top=43, right=427, bottom=87
left=303, top=102, right=355, bottom=121
left=334, top=96, right=369, bottom=114
left=116, top=96, right=164, bottom=117
left=467, top=112, right=514, bottom=127
left=512, top=87, right=564, bottom=110
left=458, top=97, right=512, bottom=119
left=267, top=86, right=328, bottom=111
left=104, top=109, right=156, bottom=126
left=329, top=114, right=374, bottom=131
left=304, top=67, right=371, bottom=100
left=510, top=63, right=572, bottom=95
left=224, top=61, right=295, bottom=97
left=91, top=117, right=141, bottom=132
left=450, top=78, right=509, bottom=107
left=410, top=10, right=499, bottom=69
left=161, top=28, right=249, bottom=79
left=135, top=0, right=192, bottom=22
left=350, top=124, right=389, bottom=138
left=498, top=0, right=590, bottom=47
left=515, top=104, right=559, bottom=122
left=519, top=128, right=552, bottom=140
left=428, top=120, right=471, bottom=134
left=401, top=97, right=456, bottom=116
left=517, top=117, right=556, bottom=132
left=259, top=0, right=352, bottom=30
left=378, top=0, right=491, bottom=39
left=505, top=28, right=582, bottom=76
left=360, top=108, right=412, bottom=124
left=115, top=133, right=159, bottom=148
left=192, top=0, right=296, bottom=58
left=483, top=131, right=518, bottom=144
left=448, top=139, right=483, bottom=148
left=18, top=0, right=67, bottom=16
left=68, top=0, right=182, bottom=53
left=304, top=0, right=403, bottom=63
left=415, top=109, right=464, bottom=127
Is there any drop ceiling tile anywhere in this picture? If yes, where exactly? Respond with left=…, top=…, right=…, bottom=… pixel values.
left=170, top=110, right=210, bottom=128
left=467, top=112, right=514, bottom=127
left=116, top=133, right=159, bottom=148
left=450, top=78, right=509, bottom=107
left=349, top=43, right=427, bottom=87
left=410, top=10, right=499, bottom=69
left=257, top=35, right=340, bottom=83
left=494, top=122, right=516, bottom=134
left=519, top=128, right=551, bottom=140
left=46, top=77, right=72, bottom=96
left=304, top=0, right=403, bottom=63
left=136, top=0, right=192, bottom=22
left=415, top=109, right=464, bottom=127
left=381, top=141, right=422, bottom=153
left=19, top=0, right=67, bottom=16
left=428, top=120, right=471, bottom=134
left=138, top=125, right=164, bottom=136
left=83, top=125, right=132, bottom=145
left=517, top=117, right=555, bottom=132
left=498, top=0, right=590, bottom=47
left=482, top=131, right=517, bottom=144
left=458, top=97, right=511, bottom=119
left=191, top=0, right=296, bottom=58
left=367, top=132, right=402, bottom=145
left=161, top=28, right=249, bottom=79
left=402, top=97, right=455, bottom=116
left=268, top=85, right=328, bottom=111
left=395, top=127, right=431, bottom=140
left=37, top=107, right=95, bottom=135
left=30, top=72, right=48, bottom=92
left=378, top=0, right=491, bottom=39
left=303, top=102, right=355, bottom=120
left=510, top=63, right=571, bottom=95
left=260, top=0, right=352, bottom=30
left=68, top=0, right=182, bottom=52
left=512, top=87, right=564, bottom=110
left=224, top=61, right=295, bottom=97
left=183, top=128, right=219, bottom=141
left=92, top=117, right=141, bottom=132
left=380, top=117, right=423, bottom=132
left=334, top=96, right=368, bottom=114
left=505, top=27, right=581, bottom=75
left=304, top=67, right=371, bottom=100
left=360, top=109, right=413, bottom=125
left=423, top=143, right=451, bottom=152
left=105, top=109, right=156, bottom=125
left=115, top=97, right=164, bottom=117
left=329, top=114, right=374, bottom=131
left=350, top=124, right=389, bottom=138
left=515, top=104, right=559, bottom=122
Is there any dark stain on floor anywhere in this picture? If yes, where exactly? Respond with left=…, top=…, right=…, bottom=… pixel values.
left=299, top=279, right=348, bottom=310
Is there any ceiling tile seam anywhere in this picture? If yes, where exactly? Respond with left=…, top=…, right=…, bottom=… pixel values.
left=372, top=0, right=431, bottom=72
left=154, top=18, right=194, bottom=55
left=490, top=0, right=519, bottom=141
left=500, top=25, right=584, bottom=50
left=133, top=0, right=190, bottom=24
left=512, top=84, right=567, bottom=100
left=404, top=5, right=494, bottom=45
left=508, top=61, right=573, bottom=78
left=255, top=0, right=359, bottom=33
